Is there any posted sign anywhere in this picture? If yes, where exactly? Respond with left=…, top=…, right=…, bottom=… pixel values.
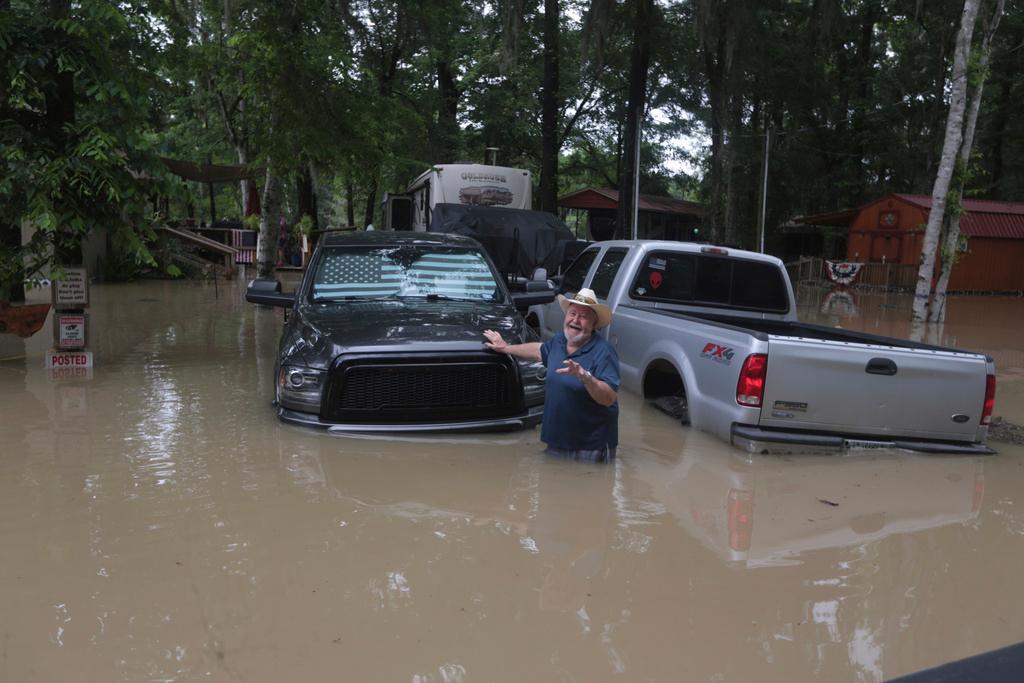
left=46, top=350, right=93, bottom=368
left=54, top=268, right=89, bottom=307
left=46, top=350, right=93, bottom=380
left=57, top=313, right=86, bottom=349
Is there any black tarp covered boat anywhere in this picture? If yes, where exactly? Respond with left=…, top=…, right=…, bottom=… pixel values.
left=428, top=203, right=581, bottom=281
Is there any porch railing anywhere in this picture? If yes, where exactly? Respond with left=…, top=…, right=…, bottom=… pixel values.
left=785, top=257, right=917, bottom=291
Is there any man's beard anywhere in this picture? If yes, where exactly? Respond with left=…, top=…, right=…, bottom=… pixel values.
left=564, top=322, right=591, bottom=346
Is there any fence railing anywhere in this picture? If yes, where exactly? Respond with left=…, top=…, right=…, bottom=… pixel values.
left=785, top=257, right=824, bottom=284
left=855, top=263, right=917, bottom=290
left=785, top=257, right=917, bottom=291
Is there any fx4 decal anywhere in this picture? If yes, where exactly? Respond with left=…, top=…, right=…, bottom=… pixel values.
left=701, top=342, right=734, bottom=364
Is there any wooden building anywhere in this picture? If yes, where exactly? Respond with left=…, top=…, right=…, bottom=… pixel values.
left=558, top=187, right=705, bottom=242
left=798, top=193, right=1024, bottom=292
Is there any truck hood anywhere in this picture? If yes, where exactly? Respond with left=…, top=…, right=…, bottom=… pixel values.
left=295, top=300, right=529, bottom=352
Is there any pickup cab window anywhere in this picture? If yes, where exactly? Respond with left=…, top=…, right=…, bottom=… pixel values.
left=590, top=248, right=628, bottom=299
left=731, top=259, right=789, bottom=311
left=693, top=255, right=731, bottom=304
left=559, top=248, right=599, bottom=295
left=309, top=246, right=501, bottom=302
left=630, top=251, right=789, bottom=313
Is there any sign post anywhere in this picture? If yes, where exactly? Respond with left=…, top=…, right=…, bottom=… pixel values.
left=49, top=267, right=93, bottom=379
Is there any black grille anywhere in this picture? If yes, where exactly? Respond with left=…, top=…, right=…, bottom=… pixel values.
left=323, top=354, right=522, bottom=423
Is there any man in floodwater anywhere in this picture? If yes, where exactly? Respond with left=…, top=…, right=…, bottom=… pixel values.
left=484, top=288, right=620, bottom=461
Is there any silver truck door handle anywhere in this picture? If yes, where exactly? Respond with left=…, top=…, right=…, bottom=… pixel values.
left=866, top=358, right=898, bottom=376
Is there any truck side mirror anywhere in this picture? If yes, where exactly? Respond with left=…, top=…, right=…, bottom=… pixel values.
left=246, top=278, right=295, bottom=307
left=512, top=288, right=555, bottom=312
left=524, top=280, right=552, bottom=293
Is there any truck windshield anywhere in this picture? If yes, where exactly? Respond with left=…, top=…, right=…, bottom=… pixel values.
left=309, top=245, right=503, bottom=303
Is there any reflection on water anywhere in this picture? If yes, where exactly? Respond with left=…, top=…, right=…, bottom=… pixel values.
left=1, top=279, right=1023, bottom=682
left=635, top=450, right=985, bottom=568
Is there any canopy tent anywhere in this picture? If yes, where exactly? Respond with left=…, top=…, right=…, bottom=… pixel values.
left=159, top=157, right=264, bottom=222
left=428, top=203, right=578, bottom=279
left=159, top=157, right=263, bottom=184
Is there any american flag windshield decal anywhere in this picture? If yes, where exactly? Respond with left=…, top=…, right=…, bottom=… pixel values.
left=311, top=246, right=500, bottom=301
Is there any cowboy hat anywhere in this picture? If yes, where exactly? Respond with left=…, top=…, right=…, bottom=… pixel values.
left=558, top=288, right=613, bottom=329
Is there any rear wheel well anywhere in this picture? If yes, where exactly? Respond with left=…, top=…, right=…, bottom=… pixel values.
left=643, top=359, right=685, bottom=399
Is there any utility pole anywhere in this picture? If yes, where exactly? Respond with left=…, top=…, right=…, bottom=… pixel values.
left=632, top=113, right=642, bottom=240
left=757, top=126, right=771, bottom=253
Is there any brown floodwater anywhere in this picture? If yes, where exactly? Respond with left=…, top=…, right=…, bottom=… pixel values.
left=2, top=279, right=1023, bottom=682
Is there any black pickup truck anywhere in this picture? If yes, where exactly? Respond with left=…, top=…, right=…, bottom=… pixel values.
left=246, top=231, right=554, bottom=432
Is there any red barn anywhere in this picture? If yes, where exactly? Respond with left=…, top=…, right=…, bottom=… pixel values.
left=803, top=194, right=1024, bottom=292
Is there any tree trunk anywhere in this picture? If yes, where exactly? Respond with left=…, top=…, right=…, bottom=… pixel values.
left=1, top=224, right=24, bottom=301
left=929, top=0, right=1005, bottom=323
left=614, top=0, right=653, bottom=240
left=219, top=0, right=252, bottom=224
left=238, top=144, right=252, bottom=218
left=363, top=184, right=377, bottom=229
left=923, top=28, right=954, bottom=186
left=346, top=178, right=355, bottom=228
left=539, top=0, right=560, bottom=214
left=988, top=68, right=1010, bottom=196
left=850, top=1, right=879, bottom=203
left=46, top=0, right=81, bottom=266
left=706, top=75, right=724, bottom=243
left=297, top=160, right=318, bottom=229
left=256, top=166, right=281, bottom=279
left=986, top=21, right=1017, bottom=196
left=436, top=60, right=459, bottom=164
left=45, top=0, right=75, bottom=146
left=722, top=93, right=743, bottom=247
left=308, top=162, right=321, bottom=229
left=700, top=9, right=733, bottom=244
left=911, top=0, right=981, bottom=323
left=2, top=0, right=26, bottom=295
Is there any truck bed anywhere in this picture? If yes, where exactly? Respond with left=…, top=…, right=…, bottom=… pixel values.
left=621, top=305, right=994, bottom=450
left=679, top=311, right=988, bottom=358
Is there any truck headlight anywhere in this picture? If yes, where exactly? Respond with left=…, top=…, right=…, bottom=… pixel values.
left=518, top=359, right=547, bottom=407
left=278, top=366, right=325, bottom=413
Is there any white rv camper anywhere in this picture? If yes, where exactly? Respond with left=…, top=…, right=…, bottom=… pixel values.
left=396, top=164, right=532, bottom=231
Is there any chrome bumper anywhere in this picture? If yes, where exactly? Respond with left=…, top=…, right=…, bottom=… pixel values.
left=731, top=424, right=996, bottom=456
left=277, top=404, right=544, bottom=434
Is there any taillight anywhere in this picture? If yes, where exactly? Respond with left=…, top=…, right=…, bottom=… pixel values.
left=981, top=374, right=996, bottom=425
left=736, top=353, right=768, bottom=407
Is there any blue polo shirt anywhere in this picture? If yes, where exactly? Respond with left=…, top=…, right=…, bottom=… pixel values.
left=540, top=332, right=620, bottom=451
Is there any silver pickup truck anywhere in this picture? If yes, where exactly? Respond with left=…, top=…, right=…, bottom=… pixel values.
left=528, top=240, right=996, bottom=455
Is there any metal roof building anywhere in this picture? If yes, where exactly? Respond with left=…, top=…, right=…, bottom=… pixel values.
left=557, top=187, right=705, bottom=242
left=796, top=193, right=1024, bottom=292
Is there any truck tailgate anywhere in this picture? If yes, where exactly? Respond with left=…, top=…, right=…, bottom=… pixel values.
left=759, top=338, right=988, bottom=442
